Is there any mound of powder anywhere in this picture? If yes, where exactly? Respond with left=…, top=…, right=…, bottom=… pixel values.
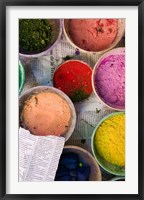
left=21, top=91, right=72, bottom=136
left=94, top=113, right=125, bottom=166
left=94, top=49, right=125, bottom=109
left=69, top=19, right=118, bottom=51
left=53, top=60, right=92, bottom=102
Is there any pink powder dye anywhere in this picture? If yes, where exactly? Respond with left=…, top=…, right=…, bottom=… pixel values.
left=94, top=49, right=125, bottom=109
left=69, top=19, right=118, bottom=51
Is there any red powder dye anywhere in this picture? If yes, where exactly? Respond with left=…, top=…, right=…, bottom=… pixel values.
left=53, top=60, right=93, bottom=102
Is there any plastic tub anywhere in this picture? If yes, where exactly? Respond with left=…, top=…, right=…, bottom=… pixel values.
left=19, top=61, right=25, bottom=94
left=110, top=176, right=125, bottom=181
left=92, top=47, right=125, bottom=111
left=63, top=19, right=125, bottom=54
left=91, top=112, right=125, bottom=176
left=55, top=145, right=102, bottom=181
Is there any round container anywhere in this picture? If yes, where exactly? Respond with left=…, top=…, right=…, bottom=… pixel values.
left=19, top=19, right=62, bottom=58
left=91, top=112, right=125, bottom=176
left=110, top=176, right=125, bottom=181
left=55, top=145, right=102, bottom=181
left=19, top=86, right=76, bottom=141
left=92, top=47, right=125, bottom=111
left=19, top=61, right=25, bottom=94
left=63, top=19, right=125, bottom=54
left=53, top=60, right=93, bottom=102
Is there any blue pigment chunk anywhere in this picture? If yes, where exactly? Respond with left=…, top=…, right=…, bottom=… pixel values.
left=69, top=169, right=77, bottom=177
left=77, top=166, right=91, bottom=181
left=60, top=152, right=79, bottom=170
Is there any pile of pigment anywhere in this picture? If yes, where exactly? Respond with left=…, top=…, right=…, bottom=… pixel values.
left=55, top=152, right=91, bottom=181
left=19, top=19, right=52, bottom=52
left=53, top=60, right=92, bottom=102
left=69, top=19, right=118, bottom=51
left=94, top=113, right=125, bottom=167
left=94, top=48, right=125, bottom=110
left=20, top=91, right=72, bottom=136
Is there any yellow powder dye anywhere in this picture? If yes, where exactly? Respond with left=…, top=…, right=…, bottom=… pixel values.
left=94, top=113, right=125, bottom=166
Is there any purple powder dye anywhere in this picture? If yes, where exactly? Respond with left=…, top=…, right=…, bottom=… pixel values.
left=95, top=50, right=125, bottom=109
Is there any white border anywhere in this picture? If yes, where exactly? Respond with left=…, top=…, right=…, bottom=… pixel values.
left=6, top=6, right=138, bottom=194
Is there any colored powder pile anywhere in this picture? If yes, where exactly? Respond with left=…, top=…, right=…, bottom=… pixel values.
left=55, top=152, right=90, bottom=181
left=95, top=49, right=125, bottom=109
left=53, top=60, right=93, bottom=102
left=94, top=113, right=125, bottom=166
left=69, top=19, right=118, bottom=51
left=19, top=19, right=52, bottom=52
left=20, top=91, right=72, bottom=136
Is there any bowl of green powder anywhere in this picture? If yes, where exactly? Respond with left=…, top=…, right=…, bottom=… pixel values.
left=19, top=19, right=62, bottom=57
left=91, top=112, right=125, bottom=176
left=19, top=61, right=25, bottom=94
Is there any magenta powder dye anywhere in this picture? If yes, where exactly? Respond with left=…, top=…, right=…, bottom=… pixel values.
left=94, top=48, right=125, bottom=110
